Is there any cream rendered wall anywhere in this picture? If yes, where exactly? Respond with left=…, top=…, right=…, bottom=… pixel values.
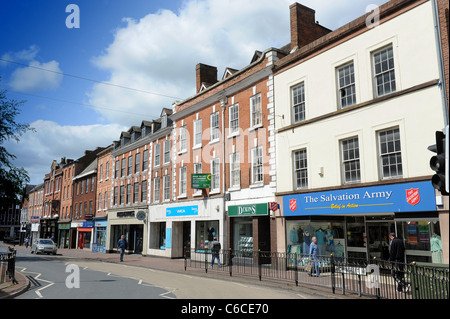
left=274, top=1, right=445, bottom=193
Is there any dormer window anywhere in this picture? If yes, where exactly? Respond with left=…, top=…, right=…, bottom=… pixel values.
left=162, top=114, right=167, bottom=128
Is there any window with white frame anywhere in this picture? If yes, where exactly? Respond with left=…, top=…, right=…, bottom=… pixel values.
left=142, top=150, right=148, bottom=171
left=293, top=149, right=308, bottom=189
left=164, top=140, right=171, bottom=164
left=163, top=175, right=171, bottom=201
left=98, top=193, right=102, bottom=211
left=337, top=62, right=356, bottom=108
left=105, top=161, right=109, bottom=179
left=135, top=153, right=140, bottom=173
left=378, top=127, right=402, bottom=179
left=341, top=137, right=361, bottom=184
left=121, top=158, right=126, bottom=177
left=211, top=158, right=220, bottom=192
left=230, top=152, right=240, bottom=188
left=179, top=166, right=187, bottom=196
left=372, top=45, right=396, bottom=97
left=194, top=119, right=202, bottom=147
left=154, top=143, right=161, bottom=167
left=179, top=126, right=187, bottom=152
left=229, top=103, right=239, bottom=135
left=127, top=184, right=132, bottom=204
left=127, top=156, right=132, bottom=176
left=104, top=191, right=108, bottom=209
left=210, top=112, right=219, bottom=141
left=141, top=180, right=147, bottom=202
left=250, top=93, right=262, bottom=127
left=134, top=182, right=139, bottom=203
left=193, top=162, right=202, bottom=195
left=291, top=83, right=305, bottom=123
left=154, top=177, right=160, bottom=203
left=251, top=146, right=263, bottom=184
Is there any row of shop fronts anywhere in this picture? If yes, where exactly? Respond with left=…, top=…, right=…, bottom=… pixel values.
left=23, top=180, right=447, bottom=265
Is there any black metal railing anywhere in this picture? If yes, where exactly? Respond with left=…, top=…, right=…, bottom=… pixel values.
left=184, top=249, right=449, bottom=299
left=0, top=248, right=18, bottom=285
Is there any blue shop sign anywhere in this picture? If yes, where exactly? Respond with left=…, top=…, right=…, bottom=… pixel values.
left=283, top=181, right=436, bottom=216
left=166, top=205, right=199, bottom=217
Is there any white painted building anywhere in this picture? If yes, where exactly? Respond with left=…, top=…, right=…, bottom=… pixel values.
left=273, top=0, right=448, bottom=264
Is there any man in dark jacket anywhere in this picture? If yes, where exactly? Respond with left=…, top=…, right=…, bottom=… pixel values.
left=210, top=237, right=221, bottom=267
left=389, top=233, right=407, bottom=292
left=117, top=235, right=128, bottom=262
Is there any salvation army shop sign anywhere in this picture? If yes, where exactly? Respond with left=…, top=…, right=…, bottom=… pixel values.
left=283, top=181, right=436, bottom=216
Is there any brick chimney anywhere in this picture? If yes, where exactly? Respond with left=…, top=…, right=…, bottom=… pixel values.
left=290, top=3, right=331, bottom=52
left=196, top=63, right=217, bottom=93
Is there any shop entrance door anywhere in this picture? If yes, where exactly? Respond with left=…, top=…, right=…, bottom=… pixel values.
left=367, top=222, right=394, bottom=261
left=183, top=221, right=191, bottom=258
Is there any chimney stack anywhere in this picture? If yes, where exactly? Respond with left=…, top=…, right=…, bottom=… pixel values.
left=289, top=3, right=331, bottom=52
left=196, top=63, right=217, bottom=93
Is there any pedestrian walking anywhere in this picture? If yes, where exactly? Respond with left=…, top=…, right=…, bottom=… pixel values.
left=389, top=232, right=407, bottom=292
left=117, top=235, right=128, bottom=262
left=210, top=237, right=221, bottom=267
left=24, top=237, right=30, bottom=248
left=308, top=236, right=320, bottom=277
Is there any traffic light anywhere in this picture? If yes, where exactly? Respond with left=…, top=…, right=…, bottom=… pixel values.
left=428, top=126, right=449, bottom=195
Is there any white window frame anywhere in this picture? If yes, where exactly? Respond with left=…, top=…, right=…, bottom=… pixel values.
left=250, top=93, right=262, bottom=128
left=210, top=112, right=220, bottom=142
left=163, top=140, right=171, bottom=164
left=153, top=177, right=160, bottom=203
left=251, top=146, right=263, bottom=185
left=163, top=175, right=171, bottom=201
left=291, top=83, right=305, bottom=124
left=193, top=162, right=202, bottom=196
left=377, top=127, right=402, bottom=180
left=229, top=103, right=239, bottom=135
left=211, top=158, right=220, bottom=192
left=193, top=119, right=202, bottom=148
left=229, top=152, right=240, bottom=189
left=336, top=61, right=356, bottom=109
left=293, top=149, right=308, bottom=189
left=179, top=166, right=187, bottom=197
left=179, top=126, right=187, bottom=152
left=154, top=143, right=161, bottom=167
left=340, top=136, right=361, bottom=184
left=372, top=44, right=396, bottom=98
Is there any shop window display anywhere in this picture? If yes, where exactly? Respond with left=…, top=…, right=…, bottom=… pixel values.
left=196, top=220, right=219, bottom=252
left=398, top=220, right=442, bottom=264
left=286, top=221, right=344, bottom=268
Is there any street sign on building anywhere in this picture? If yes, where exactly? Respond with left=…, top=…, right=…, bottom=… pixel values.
left=191, top=173, right=211, bottom=189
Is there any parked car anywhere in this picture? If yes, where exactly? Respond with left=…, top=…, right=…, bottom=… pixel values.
left=31, top=239, right=57, bottom=255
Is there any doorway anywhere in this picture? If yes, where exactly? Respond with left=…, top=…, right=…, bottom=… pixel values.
left=183, top=221, right=191, bottom=258
left=367, top=221, right=395, bottom=260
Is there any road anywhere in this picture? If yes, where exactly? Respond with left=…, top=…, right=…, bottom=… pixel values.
left=12, top=248, right=322, bottom=300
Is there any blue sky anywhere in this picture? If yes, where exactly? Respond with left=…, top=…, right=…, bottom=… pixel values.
left=0, top=0, right=388, bottom=185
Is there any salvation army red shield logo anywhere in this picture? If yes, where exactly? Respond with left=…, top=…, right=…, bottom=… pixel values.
left=289, top=199, right=297, bottom=211
left=406, top=188, right=420, bottom=206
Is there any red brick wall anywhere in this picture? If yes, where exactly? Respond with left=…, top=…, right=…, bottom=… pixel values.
left=96, top=148, right=112, bottom=218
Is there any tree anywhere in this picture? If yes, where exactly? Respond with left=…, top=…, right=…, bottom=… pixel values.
left=0, top=81, right=34, bottom=204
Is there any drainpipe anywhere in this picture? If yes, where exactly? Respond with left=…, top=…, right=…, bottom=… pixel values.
left=431, top=0, right=449, bottom=126
left=220, top=96, right=228, bottom=250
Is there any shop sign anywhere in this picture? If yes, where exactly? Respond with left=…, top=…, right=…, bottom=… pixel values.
left=191, top=173, right=211, bottom=189
left=117, top=211, right=135, bottom=218
left=30, top=216, right=40, bottom=223
left=58, top=223, right=70, bottom=230
left=283, top=181, right=437, bottom=216
left=166, top=205, right=199, bottom=217
left=228, top=203, right=268, bottom=217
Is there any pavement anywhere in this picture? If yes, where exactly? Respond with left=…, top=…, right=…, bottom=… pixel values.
left=1, top=244, right=362, bottom=299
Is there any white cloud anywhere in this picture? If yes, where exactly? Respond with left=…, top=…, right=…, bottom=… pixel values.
left=5, top=120, right=127, bottom=185
left=1, top=44, right=40, bottom=67
left=87, top=0, right=389, bottom=127
left=9, top=60, right=63, bottom=92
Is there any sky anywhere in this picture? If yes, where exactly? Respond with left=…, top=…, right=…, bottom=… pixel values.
left=0, top=0, right=389, bottom=186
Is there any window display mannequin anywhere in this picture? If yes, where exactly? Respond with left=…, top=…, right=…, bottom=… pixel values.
left=430, top=233, right=443, bottom=264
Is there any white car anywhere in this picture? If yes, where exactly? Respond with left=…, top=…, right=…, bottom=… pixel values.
left=31, top=239, right=57, bottom=255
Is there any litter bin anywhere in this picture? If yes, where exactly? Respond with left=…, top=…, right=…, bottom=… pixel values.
left=410, top=262, right=449, bottom=299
